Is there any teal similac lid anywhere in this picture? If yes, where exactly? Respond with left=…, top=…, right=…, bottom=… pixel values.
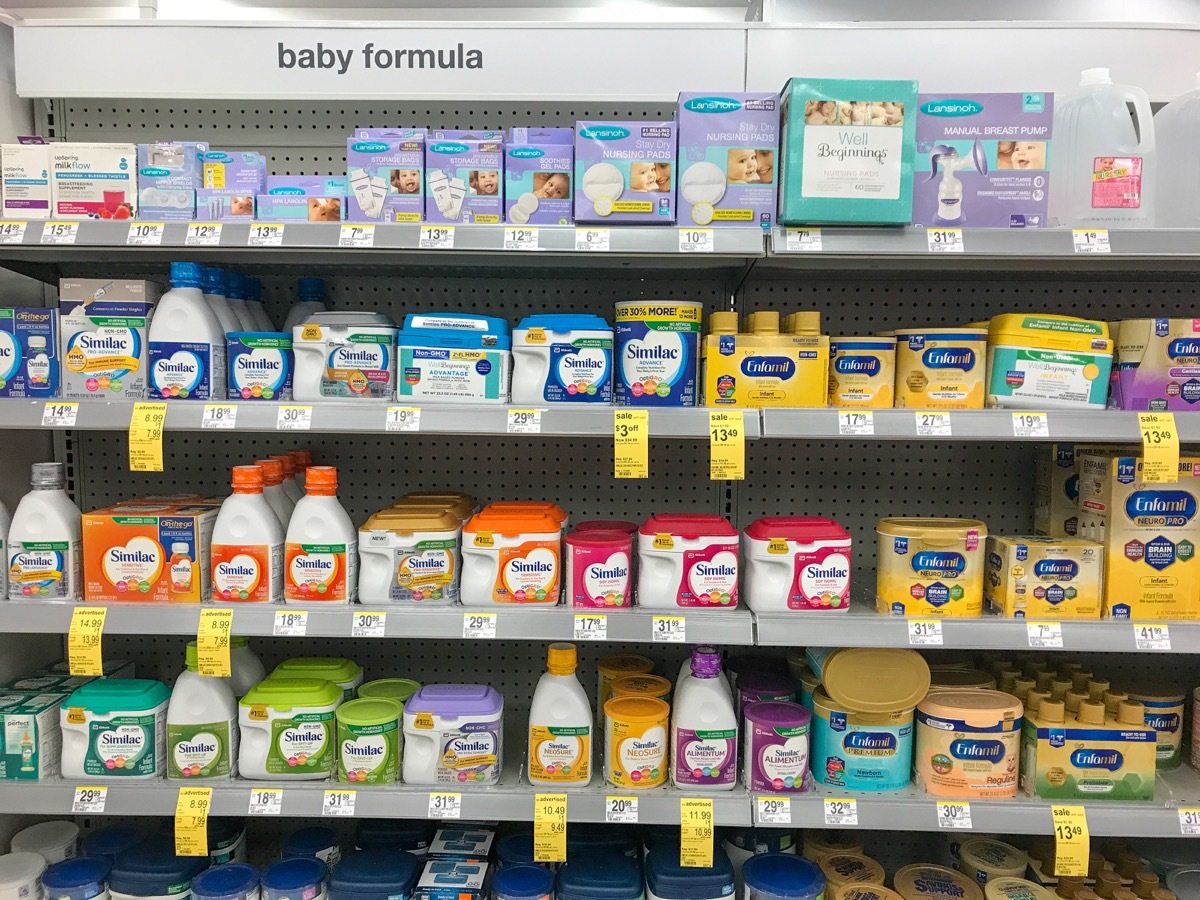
left=272, top=657, right=363, bottom=686
left=240, top=678, right=342, bottom=711
left=397, top=312, right=512, bottom=351
left=61, top=679, right=170, bottom=716
left=516, top=314, right=612, bottom=335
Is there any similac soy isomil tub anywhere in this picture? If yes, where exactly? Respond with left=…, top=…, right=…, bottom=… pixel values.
left=812, top=688, right=914, bottom=791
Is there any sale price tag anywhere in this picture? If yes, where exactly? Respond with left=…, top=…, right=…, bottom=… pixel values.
left=202, top=404, right=238, bottom=430
left=504, top=226, right=539, bottom=251
left=419, top=225, right=455, bottom=249
left=1013, top=412, right=1049, bottom=438
left=573, top=614, right=607, bottom=641
left=0, top=221, right=27, bottom=243
left=68, top=607, right=107, bottom=676
left=185, top=222, right=222, bottom=246
left=128, top=401, right=167, bottom=472
left=680, top=798, right=714, bottom=868
left=386, top=407, right=421, bottom=432
left=276, top=405, right=312, bottom=431
left=175, top=787, right=212, bottom=857
left=916, top=411, right=952, bottom=437
left=322, top=789, right=356, bottom=817
left=72, top=786, right=107, bottom=814
left=606, top=796, right=639, bottom=824
left=936, top=801, right=972, bottom=829
left=652, top=615, right=686, bottom=643
left=127, top=222, right=165, bottom=245
left=1138, top=412, right=1179, bottom=483
left=534, top=793, right=567, bottom=863
left=352, top=611, right=386, bottom=637
left=757, top=796, right=791, bottom=825
left=197, top=608, right=233, bottom=677
left=41, top=221, right=78, bottom=244
left=248, top=788, right=283, bottom=816
left=507, top=409, right=541, bottom=434
left=709, top=411, right=745, bottom=481
left=838, top=411, right=874, bottom=436
left=1027, top=621, right=1063, bottom=648
left=42, top=401, right=79, bottom=428
left=1051, top=805, right=1089, bottom=877
left=1180, top=808, right=1200, bottom=835
left=785, top=228, right=822, bottom=252
left=338, top=223, right=375, bottom=248
left=575, top=228, right=610, bottom=252
left=908, top=619, right=943, bottom=646
left=1134, top=624, right=1170, bottom=650
left=273, top=610, right=308, bottom=637
left=927, top=228, right=964, bottom=253
left=1072, top=229, right=1111, bottom=253
left=679, top=228, right=714, bottom=253
left=463, top=612, right=497, bottom=639
left=248, top=223, right=285, bottom=247
left=824, top=797, right=858, bottom=826
left=614, top=409, right=648, bottom=479
left=429, top=792, right=462, bottom=819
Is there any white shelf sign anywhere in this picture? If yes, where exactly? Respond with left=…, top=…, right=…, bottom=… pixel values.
left=837, top=411, right=874, bottom=436
left=916, top=412, right=952, bottom=437
left=0, top=221, right=27, bottom=243
left=606, top=796, right=639, bottom=824
left=503, top=227, right=539, bottom=251
left=322, top=789, right=356, bottom=817
left=202, top=404, right=238, bottom=430
left=273, top=610, right=308, bottom=637
left=386, top=407, right=421, bottom=432
left=824, top=797, right=858, bottom=826
left=575, top=228, right=610, bottom=252
left=72, top=785, right=107, bottom=813
left=1012, top=412, right=1049, bottom=438
left=757, top=796, right=791, bottom=825
left=41, top=222, right=78, bottom=245
left=338, top=223, right=375, bottom=248
left=1072, top=229, right=1111, bottom=253
left=1134, top=624, right=1170, bottom=650
left=678, top=228, right=714, bottom=253
left=276, top=405, right=312, bottom=431
left=937, top=801, right=972, bottom=829
left=1180, top=809, right=1200, bottom=835
left=248, top=223, right=285, bottom=247
left=42, top=402, right=79, bottom=428
left=127, top=222, right=165, bottom=246
left=785, top=228, right=821, bottom=252
left=428, top=792, right=462, bottom=819
left=507, top=409, right=542, bottom=434
left=185, top=223, right=222, bottom=246
left=248, top=788, right=283, bottom=816
left=419, top=225, right=455, bottom=249
left=1027, top=621, right=1064, bottom=648
left=351, top=611, right=386, bottom=637
left=573, top=614, right=607, bottom=641
left=652, top=615, right=686, bottom=643
left=908, top=619, right=943, bottom=646
left=463, top=612, right=497, bottom=639
left=927, top=228, right=964, bottom=253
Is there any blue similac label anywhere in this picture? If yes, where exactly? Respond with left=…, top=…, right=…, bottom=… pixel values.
left=544, top=340, right=612, bottom=403
left=229, top=335, right=293, bottom=401
left=1124, top=490, right=1197, bottom=527
left=150, top=341, right=213, bottom=399
left=911, top=551, right=966, bottom=578
left=814, top=706, right=912, bottom=792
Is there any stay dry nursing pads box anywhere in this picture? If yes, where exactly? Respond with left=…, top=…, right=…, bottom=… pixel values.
left=575, top=121, right=677, bottom=224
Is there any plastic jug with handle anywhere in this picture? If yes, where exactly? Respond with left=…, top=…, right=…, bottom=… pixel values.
left=1155, top=73, right=1200, bottom=227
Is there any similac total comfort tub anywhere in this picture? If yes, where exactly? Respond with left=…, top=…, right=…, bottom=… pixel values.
left=460, top=511, right=561, bottom=605
left=743, top=516, right=852, bottom=612
left=238, top=678, right=342, bottom=781
left=60, top=679, right=171, bottom=781
left=876, top=518, right=987, bottom=617
left=637, top=513, right=739, bottom=609
left=915, top=689, right=1023, bottom=799
left=894, top=328, right=988, bottom=409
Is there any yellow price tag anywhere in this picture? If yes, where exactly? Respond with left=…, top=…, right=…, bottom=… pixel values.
left=1138, top=412, right=1179, bottom=483
left=614, top=410, right=649, bottom=479
left=533, top=793, right=567, bottom=863
left=196, top=608, right=233, bottom=678
left=128, top=402, right=167, bottom=472
left=708, top=411, right=745, bottom=481
left=680, top=797, right=714, bottom=868
left=174, top=786, right=212, bottom=857
left=1051, top=805, right=1089, bottom=877
left=68, top=607, right=106, bottom=677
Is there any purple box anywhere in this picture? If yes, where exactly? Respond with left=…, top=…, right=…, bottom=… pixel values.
left=196, top=191, right=255, bottom=220
left=200, top=151, right=266, bottom=194
left=265, top=175, right=348, bottom=197
left=347, top=128, right=426, bottom=223
left=574, top=121, right=676, bottom=224
left=504, top=128, right=573, bottom=226
left=425, top=140, right=504, bottom=224
left=430, top=130, right=505, bottom=141
left=913, top=93, right=1053, bottom=229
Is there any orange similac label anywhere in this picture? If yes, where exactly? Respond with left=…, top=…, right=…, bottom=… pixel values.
left=211, top=543, right=273, bottom=602
left=284, top=542, right=348, bottom=601
left=494, top=539, right=559, bottom=603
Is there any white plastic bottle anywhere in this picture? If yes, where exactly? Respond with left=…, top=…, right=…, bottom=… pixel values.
left=229, top=637, right=266, bottom=698
left=282, top=277, right=328, bottom=332
left=245, top=276, right=275, bottom=331
left=671, top=646, right=738, bottom=791
left=25, top=336, right=50, bottom=389
left=167, top=642, right=239, bottom=780
left=223, top=272, right=255, bottom=331
left=676, top=646, right=734, bottom=703
left=1052, top=67, right=1157, bottom=228
left=272, top=453, right=305, bottom=505
left=1155, top=73, right=1200, bottom=227
left=210, top=465, right=284, bottom=603
left=0, top=499, right=10, bottom=600
left=202, top=267, right=242, bottom=337
left=527, top=642, right=593, bottom=787
left=255, top=457, right=295, bottom=530
left=284, top=465, right=358, bottom=604
left=148, top=261, right=227, bottom=401
left=7, top=463, right=81, bottom=601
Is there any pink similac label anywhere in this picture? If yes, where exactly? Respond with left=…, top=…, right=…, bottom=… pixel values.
left=679, top=543, right=739, bottom=608
left=674, top=726, right=736, bottom=787
left=1091, top=156, right=1142, bottom=209
left=790, top=543, right=852, bottom=610
left=568, top=544, right=632, bottom=608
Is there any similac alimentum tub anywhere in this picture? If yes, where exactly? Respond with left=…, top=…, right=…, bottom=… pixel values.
left=637, top=513, right=739, bottom=609
left=914, top=689, right=1022, bottom=799
left=876, top=518, right=987, bottom=617
left=828, top=337, right=897, bottom=409
left=811, top=688, right=914, bottom=792
left=985, top=315, right=1113, bottom=410
left=894, top=328, right=988, bottom=409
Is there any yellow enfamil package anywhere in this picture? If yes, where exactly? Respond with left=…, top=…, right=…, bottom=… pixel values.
left=703, top=310, right=829, bottom=407
left=1076, top=452, right=1200, bottom=620
left=984, top=535, right=1103, bottom=619
left=1034, top=443, right=1132, bottom=538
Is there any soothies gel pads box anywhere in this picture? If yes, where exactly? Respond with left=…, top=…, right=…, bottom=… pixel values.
left=505, top=127, right=573, bottom=226
left=574, top=121, right=676, bottom=224
left=779, top=77, right=917, bottom=225
left=347, top=128, right=426, bottom=223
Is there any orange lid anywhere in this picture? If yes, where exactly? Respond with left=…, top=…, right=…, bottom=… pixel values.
left=547, top=642, right=577, bottom=675
left=255, top=458, right=283, bottom=486
left=603, top=695, right=670, bottom=723
left=394, top=496, right=475, bottom=522
left=292, top=449, right=312, bottom=470
left=482, top=500, right=568, bottom=524
left=305, top=465, right=338, bottom=495
left=271, top=453, right=296, bottom=478
left=464, top=510, right=560, bottom=538
left=231, top=465, right=264, bottom=493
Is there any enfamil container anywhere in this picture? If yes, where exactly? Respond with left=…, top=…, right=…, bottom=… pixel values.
left=894, top=328, right=987, bottom=409
left=461, top=511, right=560, bottom=605
left=876, top=518, right=987, bottom=617
left=637, top=513, right=739, bottom=609
left=358, top=508, right=461, bottom=605
left=743, top=516, right=852, bottom=612
left=237, top=678, right=342, bottom=781
left=292, top=311, right=397, bottom=401
left=60, top=679, right=170, bottom=780
left=914, top=689, right=1022, bottom=799
left=511, top=314, right=614, bottom=404
left=985, top=315, right=1113, bottom=410
left=828, top=337, right=896, bottom=408
left=402, top=684, right=503, bottom=786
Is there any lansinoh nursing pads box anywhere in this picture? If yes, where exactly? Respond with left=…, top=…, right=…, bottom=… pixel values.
left=574, top=121, right=676, bottom=224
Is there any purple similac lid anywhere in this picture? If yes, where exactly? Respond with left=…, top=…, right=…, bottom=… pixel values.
left=744, top=700, right=811, bottom=729
left=737, top=673, right=796, bottom=698
left=407, top=684, right=504, bottom=717
left=691, top=647, right=723, bottom=679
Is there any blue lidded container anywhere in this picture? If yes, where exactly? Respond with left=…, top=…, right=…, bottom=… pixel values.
left=742, top=853, right=825, bottom=900
left=556, top=855, right=643, bottom=900
left=494, top=833, right=538, bottom=868
left=566, top=823, right=639, bottom=862
left=191, top=863, right=261, bottom=900
left=492, top=864, right=555, bottom=900
left=641, top=826, right=680, bottom=861
left=80, top=826, right=146, bottom=864
left=512, top=314, right=614, bottom=404
left=329, top=850, right=419, bottom=900
left=207, top=819, right=245, bottom=865
left=645, top=845, right=734, bottom=899
left=109, top=837, right=209, bottom=900
left=354, top=821, right=435, bottom=857
left=281, top=826, right=341, bottom=867
left=262, top=857, right=328, bottom=900
left=42, top=856, right=111, bottom=900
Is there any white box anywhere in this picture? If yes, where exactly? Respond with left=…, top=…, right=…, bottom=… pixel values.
left=50, top=143, right=137, bottom=219
left=1, top=144, right=52, bottom=219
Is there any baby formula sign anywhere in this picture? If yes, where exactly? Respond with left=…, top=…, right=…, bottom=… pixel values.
left=793, top=547, right=852, bottom=610
left=86, top=716, right=157, bottom=776
left=497, top=540, right=559, bottom=603
left=211, top=544, right=270, bottom=602
left=8, top=542, right=69, bottom=597
left=681, top=544, right=739, bottom=607
left=101, top=536, right=163, bottom=594
left=285, top=543, right=349, bottom=601
left=267, top=713, right=335, bottom=775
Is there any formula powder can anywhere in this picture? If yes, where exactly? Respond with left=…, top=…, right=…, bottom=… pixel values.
left=615, top=300, right=702, bottom=406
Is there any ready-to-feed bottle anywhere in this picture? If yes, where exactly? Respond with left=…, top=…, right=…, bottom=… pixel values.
left=201, top=266, right=241, bottom=338
left=1155, top=73, right=1200, bottom=227
left=223, top=271, right=255, bottom=331
left=283, top=277, right=328, bottom=332
left=167, top=641, right=239, bottom=780
left=284, top=465, right=357, bottom=603
left=168, top=541, right=198, bottom=602
left=0, top=498, right=10, bottom=599
left=210, top=465, right=284, bottom=603
left=528, top=642, right=593, bottom=787
left=148, top=261, right=227, bottom=400
left=7, top=462, right=82, bottom=600
left=245, top=276, right=275, bottom=331
left=272, top=453, right=304, bottom=505
left=255, top=457, right=295, bottom=530
left=671, top=645, right=738, bottom=791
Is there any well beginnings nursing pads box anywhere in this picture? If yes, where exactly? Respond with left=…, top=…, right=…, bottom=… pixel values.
left=914, top=93, right=1053, bottom=228
left=779, top=78, right=918, bottom=225
left=505, top=127, right=573, bottom=226
left=426, top=140, right=504, bottom=224
left=676, top=92, right=779, bottom=228
left=347, top=128, right=426, bottom=223
left=574, top=121, right=677, bottom=224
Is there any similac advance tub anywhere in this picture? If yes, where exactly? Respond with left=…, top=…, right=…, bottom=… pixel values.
left=637, top=513, right=739, bottom=609
left=357, top=508, right=461, bottom=605
left=828, top=337, right=897, bottom=408
left=60, top=679, right=170, bottom=780
left=985, top=315, right=1112, bottom=410
left=461, top=511, right=560, bottom=605
left=876, top=518, right=987, bottom=617
left=914, top=689, right=1022, bottom=799
left=238, top=678, right=342, bottom=781
left=743, top=516, right=852, bottom=612
left=615, top=300, right=702, bottom=407
left=894, top=328, right=987, bottom=409
left=512, top=314, right=614, bottom=404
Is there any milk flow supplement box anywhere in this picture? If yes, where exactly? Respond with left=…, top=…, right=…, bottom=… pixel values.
left=1, top=143, right=51, bottom=219
left=574, top=121, right=677, bottom=224
left=50, top=143, right=137, bottom=219
left=59, top=278, right=162, bottom=401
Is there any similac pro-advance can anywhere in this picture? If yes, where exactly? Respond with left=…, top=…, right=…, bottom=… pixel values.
left=615, top=300, right=702, bottom=406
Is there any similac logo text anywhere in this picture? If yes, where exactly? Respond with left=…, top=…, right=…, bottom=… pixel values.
left=499, top=544, right=558, bottom=603
left=684, top=548, right=738, bottom=607
left=95, top=724, right=149, bottom=767
left=102, top=536, right=164, bottom=589
left=329, top=345, right=388, bottom=370
left=277, top=721, right=329, bottom=765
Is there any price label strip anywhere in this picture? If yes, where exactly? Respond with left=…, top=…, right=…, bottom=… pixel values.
left=575, top=228, right=610, bottom=252
left=908, top=619, right=943, bottom=647
left=927, top=228, right=964, bottom=253
left=1180, top=808, right=1200, bottom=835
left=463, top=612, right=497, bottom=639
left=128, top=401, right=168, bottom=472
left=1051, top=805, right=1089, bottom=877
left=339, top=223, right=375, bottom=248
left=419, top=225, right=455, bottom=249
left=68, top=607, right=107, bottom=676
left=429, top=791, right=462, bottom=819
left=41, top=221, right=79, bottom=245
left=936, top=801, right=972, bottom=829
left=202, top=404, right=237, bottom=430
left=785, top=228, right=822, bottom=252
left=322, top=789, right=356, bottom=817
left=606, top=796, right=638, bottom=824
left=916, top=411, right=952, bottom=438
left=573, top=614, right=607, bottom=641
left=1013, top=412, right=1049, bottom=438
left=273, top=610, right=308, bottom=637
left=197, top=608, right=233, bottom=678
left=248, top=788, right=283, bottom=816
left=534, top=793, right=567, bottom=863
left=42, top=401, right=79, bottom=428
left=679, top=228, right=714, bottom=253
left=838, top=411, right=874, bottom=436
left=824, top=797, right=859, bottom=826
left=185, top=222, right=222, bottom=246
left=352, top=611, right=386, bottom=637
left=175, top=787, right=212, bottom=857
left=248, top=223, right=285, bottom=247
left=614, top=409, right=649, bottom=479
left=127, top=222, right=165, bottom=246
left=1027, top=621, right=1064, bottom=649
left=507, top=409, right=542, bottom=434
left=709, top=411, right=745, bottom=481
left=757, top=796, right=791, bottom=825
left=680, top=798, right=714, bottom=868
left=386, top=407, right=421, bottom=433
left=652, top=615, right=686, bottom=643
left=1138, top=411, right=1179, bottom=483
left=504, top=226, right=540, bottom=251
left=0, top=221, right=27, bottom=244
left=1072, top=229, right=1111, bottom=253
left=277, top=405, right=313, bottom=431
left=1133, top=624, right=1170, bottom=650
left=72, top=785, right=107, bottom=814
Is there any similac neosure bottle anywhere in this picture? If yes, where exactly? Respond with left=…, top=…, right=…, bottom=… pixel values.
left=210, top=465, right=284, bottom=602
left=284, top=466, right=357, bottom=603
left=7, top=462, right=82, bottom=600
left=255, top=457, right=295, bottom=530
left=671, top=646, right=738, bottom=791
left=167, top=641, right=239, bottom=780
left=528, top=642, right=593, bottom=787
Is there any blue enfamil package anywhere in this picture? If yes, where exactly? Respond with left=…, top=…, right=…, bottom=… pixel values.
left=0, top=308, right=59, bottom=398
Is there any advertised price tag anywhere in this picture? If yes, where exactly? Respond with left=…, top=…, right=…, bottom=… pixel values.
left=1027, top=621, right=1064, bottom=648
left=575, top=228, right=610, bottom=252
left=679, top=228, right=714, bottom=253
left=785, top=228, right=822, bottom=252
left=1013, top=412, right=1049, bottom=438
left=838, top=411, right=874, bottom=436
left=709, top=411, right=745, bottom=480
left=1072, top=229, right=1111, bottom=253
left=614, top=409, right=648, bottom=479
left=429, top=792, right=462, bottom=819
left=322, top=789, right=356, bottom=817
left=338, top=223, right=375, bottom=248
left=680, top=798, right=714, bottom=868
left=128, top=401, right=167, bottom=472
left=68, top=607, right=106, bottom=676
left=1051, top=805, right=1089, bottom=877
left=504, top=226, right=539, bottom=251
left=1179, top=808, right=1200, bottom=835
left=0, top=221, right=27, bottom=243
left=916, top=411, right=952, bottom=437
left=463, top=612, right=497, bottom=639
left=273, top=610, right=308, bottom=637
left=507, top=409, right=541, bottom=434
left=419, top=225, right=455, bottom=249
left=386, top=406, right=421, bottom=432
left=72, top=785, right=107, bottom=814
left=248, top=788, right=283, bottom=816
left=606, top=796, right=639, bottom=824
left=197, top=608, right=233, bottom=677
left=573, top=614, right=607, bottom=641
left=276, top=405, right=312, bottom=431
left=1138, top=412, right=1179, bottom=483
left=757, top=796, right=791, bottom=825
left=936, top=801, right=972, bottom=829
left=42, top=401, right=79, bottom=428
left=824, top=797, right=858, bottom=826
left=1134, top=624, right=1171, bottom=650
left=927, top=228, right=964, bottom=253
left=175, top=787, right=212, bottom=857
left=908, top=619, right=943, bottom=646
left=248, top=223, right=285, bottom=247
left=202, top=404, right=238, bottom=430
left=185, top=222, right=222, bottom=246
left=534, top=793, right=567, bottom=863
left=41, top=221, right=78, bottom=244
left=127, top=222, right=165, bottom=246
left=652, top=615, right=686, bottom=643
left=352, top=611, right=386, bottom=637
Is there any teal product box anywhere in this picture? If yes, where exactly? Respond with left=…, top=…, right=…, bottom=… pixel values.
left=779, top=77, right=919, bottom=225
left=254, top=196, right=344, bottom=221
left=504, top=127, right=574, bottom=226
left=0, top=692, right=67, bottom=780
left=397, top=313, right=511, bottom=404
left=0, top=307, right=59, bottom=398
left=227, top=333, right=293, bottom=401
left=415, top=859, right=487, bottom=900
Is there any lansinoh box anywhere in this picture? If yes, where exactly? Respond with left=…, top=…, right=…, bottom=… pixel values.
left=504, top=127, right=573, bottom=226
left=575, top=121, right=676, bottom=224
left=347, top=129, right=426, bottom=223
left=425, top=140, right=503, bottom=224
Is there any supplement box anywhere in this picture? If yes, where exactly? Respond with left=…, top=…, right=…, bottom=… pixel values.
left=1, top=143, right=51, bottom=218
left=426, top=140, right=504, bottom=224
left=414, top=859, right=487, bottom=900
left=59, top=279, right=162, bottom=401
left=347, top=129, right=426, bottom=223
left=227, top=333, right=294, bottom=401
left=0, top=308, right=59, bottom=398
left=397, top=313, right=511, bottom=404
left=676, top=92, right=780, bottom=228
left=984, top=535, right=1104, bottom=619
left=913, top=93, right=1053, bottom=229
left=985, top=315, right=1112, bottom=410
left=137, top=141, right=208, bottom=221
left=574, top=121, right=677, bottom=224
left=0, top=691, right=66, bottom=780
left=504, top=127, right=573, bottom=225
left=428, top=826, right=496, bottom=859
left=50, top=142, right=137, bottom=219
left=82, top=498, right=220, bottom=603
left=779, top=77, right=918, bottom=225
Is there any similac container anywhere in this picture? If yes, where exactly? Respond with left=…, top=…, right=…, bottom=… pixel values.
left=328, top=850, right=418, bottom=900
left=645, top=846, right=734, bottom=900
left=396, top=312, right=511, bottom=404
left=0, top=852, right=47, bottom=900
left=597, top=655, right=654, bottom=712
left=576, top=519, right=638, bottom=536
left=894, top=328, right=988, bottom=409
left=564, top=530, right=633, bottom=608
left=722, top=828, right=795, bottom=893
left=1127, top=686, right=1185, bottom=769
left=527, top=643, right=593, bottom=787
left=336, top=698, right=402, bottom=785
left=957, top=840, right=1029, bottom=887
left=280, top=827, right=340, bottom=868
left=167, top=642, right=239, bottom=780
left=637, top=514, right=739, bottom=609
left=819, top=854, right=885, bottom=891
left=397, top=492, right=478, bottom=521
left=108, top=837, right=208, bottom=900
left=741, top=854, right=826, bottom=900
left=985, top=315, right=1113, bottom=410
left=41, top=857, right=110, bottom=900
left=210, top=466, right=285, bottom=603
left=736, top=674, right=796, bottom=718
left=283, top=278, right=327, bottom=333
left=148, top=261, right=227, bottom=401
left=460, top=512, right=560, bottom=605
left=615, top=300, right=703, bottom=407
left=292, top=311, right=396, bottom=401
left=271, top=658, right=363, bottom=702
left=894, top=866, right=984, bottom=900
left=10, top=820, right=78, bottom=863
left=7, top=462, right=83, bottom=600
left=358, top=678, right=421, bottom=708
left=237, top=678, right=342, bottom=780
left=228, top=638, right=267, bottom=699
left=272, top=455, right=304, bottom=506
left=61, top=679, right=170, bottom=780
left=206, top=820, right=246, bottom=866
left=284, top=466, right=357, bottom=604
left=256, top=459, right=294, bottom=531
left=743, top=516, right=852, bottom=612
left=611, top=674, right=672, bottom=703
left=190, top=863, right=261, bottom=900
left=491, top=864, right=554, bottom=900
left=914, top=689, right=1022, bottom=799
left=260, top=858, right=327, bottom=900
left=742, top=700, right=810, bottom=793
left=480, top=502, right=569, bottom=534
left=512, top=314, right=614, bottom=404
left=358, top=508, right=461, bottom=605
left=401, top=684, right=503, bottom=786
left=876, top=518, right=987, bottom=617
left=828, top=337, right=897, bottom=408
left=604, top=696, right=669, bottom=790
left=671, top=647, right=737, bottom=791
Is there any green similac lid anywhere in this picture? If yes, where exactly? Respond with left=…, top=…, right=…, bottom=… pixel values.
left=272, top=657, right=363, bottom=686
left=60, top=678, right=170, bottom=715
left=240, top=677, right=342, bottom=711
left=336, top=697, right=402, bottom=727
left=358, top=678, right=421, bottom=706
left=184, top=637, right=249, bottom=672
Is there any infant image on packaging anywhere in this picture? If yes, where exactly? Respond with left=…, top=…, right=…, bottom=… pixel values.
left=831, top=100, right=905, bottom=126
left=805, top=100, right=838, bottom=125
left=727, top=148, right=774, bottom=184
left=469, top=170, right=499, bottom=196
left=390, top=168, right=420, bottom=194
left=631, top=162, right=662, bottom=192
left=533, top=172, right=570, bottom=200
left=997, top=141, right=1048, bottom=169
left=230, top=196, right=254, bottom=216
left=307, top=197, right=342, bottom=222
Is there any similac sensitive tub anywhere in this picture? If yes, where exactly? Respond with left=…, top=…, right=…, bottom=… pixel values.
left=743, top=516, right=852, bottom=612
left=829, top=337, right=897, bottom=408
left=358, top=508, right=461, bottom=605
left=461, top=511, right=560, bottom=605
left=60, top=679, right=170, bottom=780
left=914, top=689, right=1023, bottom=799
left=615, top=300, right=702, bottom=407
left=637, top=513, right=739, bottom=609
left=402, top=684, right=503, bottom=786
left=237, top=678, right=342, bottom=781
left=565, top=530, right=633, bottom=608
left=876, top=518, right=987, bottom=617
left=894, top=328, right=988, bottom=409
left=604, top=696, right=669, bottom=790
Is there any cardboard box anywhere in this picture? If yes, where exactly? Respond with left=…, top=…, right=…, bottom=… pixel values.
left=347, top=129, right=425, bottom=223
left=574, top=121, right=676, bottom=224
left=0, top=692, right=67, bottom=780
left=50, top=143, right=137, bottom=219
left=0, top=308, right=59, bottom=398
left=137, top=142, right=208, bottom=221
left=1, top=144, right=51, bottom=219
left=984, top=534, right=1104, bottom=618
left=59, top=280, right=161, bottom=401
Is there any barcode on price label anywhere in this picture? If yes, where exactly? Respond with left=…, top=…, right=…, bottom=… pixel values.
left=606, top=796, right=638, bottom=824
left=429, top=792, right=462, bottom=819
left=463, top=613, right=497, bottom=639
left=652, top=616, right=685, bottom=642
left=824, top=798, right=858, bottom=826
left=1133, top=624, right=1170, bottom=650
left=936, top=801, right=972, bottom=829
left=908, top=620, right=943, bottom=646
left=322, top=790, right=356, bottom=816
left=1027, top=621, right=1063, bottom=648
left=573, top=614, right=607, bottom=640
